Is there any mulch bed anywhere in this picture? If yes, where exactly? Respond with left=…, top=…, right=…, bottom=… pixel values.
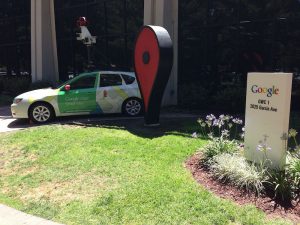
left=185, top=152, right=300, bottom=223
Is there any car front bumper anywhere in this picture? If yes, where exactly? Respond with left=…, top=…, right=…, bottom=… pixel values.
left=11, top=103, right=29, bottom=119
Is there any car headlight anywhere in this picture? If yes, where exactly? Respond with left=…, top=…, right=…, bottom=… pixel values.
left=13, top=98, right=23, bottom=104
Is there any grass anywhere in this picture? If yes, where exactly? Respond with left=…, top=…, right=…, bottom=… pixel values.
left=0, top=118, right=291, bottom=225
left=0, top=93, right=14, bottom=107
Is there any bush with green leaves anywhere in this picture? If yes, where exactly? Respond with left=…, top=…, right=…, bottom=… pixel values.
left=196, top=114, right=300, bottom=202
left=288, top=155, right=300, bottom=189
left=28, top=81, right=52, bottom=91
left=178, top=83, right=209, bottom=109
left=266, top=169, right=293, bottom=201
left=212, top=86, right=246, bottom=112
left=269, top=152, right=300, bottom=201
left=0, top=76, right=31, bottom=95
left=201, top=136, right=240, bottom=162
left=209, top=153, right=268, bottom=195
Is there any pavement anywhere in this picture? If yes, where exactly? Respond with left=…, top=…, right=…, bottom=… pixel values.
left=0, top=106, right=198, bottom=133
left=0, top=204, right=63, bottom=225
left=0, top=106, right=26, bottom=133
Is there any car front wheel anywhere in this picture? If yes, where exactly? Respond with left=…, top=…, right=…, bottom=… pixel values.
left=122, top=98, right=143, bottom=116
left=29, top=103, right=54, bottom=123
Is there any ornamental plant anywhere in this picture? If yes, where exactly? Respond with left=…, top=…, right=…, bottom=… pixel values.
left=196, top=114, right=244, bottom=140
left=195, top=114, right=300, bottom=201
left=209, top=153, right=268, bottom=195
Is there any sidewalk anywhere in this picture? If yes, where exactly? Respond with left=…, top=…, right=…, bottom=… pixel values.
left=0, top=106, right=26, bottom=133
left=0, top=204, right=63, bottom=225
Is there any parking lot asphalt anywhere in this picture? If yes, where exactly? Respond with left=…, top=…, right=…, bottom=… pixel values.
left=0, top=106, right=198, bottom=133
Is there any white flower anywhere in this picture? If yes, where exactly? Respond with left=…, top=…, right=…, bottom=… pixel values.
left=192, top=132, right=198, bottom=138
left=224, top=115, right=231, bottom=121
left=219, top=114, right=225, bottom=120
left=289, top=129, right=298, bottom=138
left=213, top=119, right=224, bottom=128
left=206, top=114, right=216, bottom=121
left=221, top=129, right=230, bottom=138
left=206, top=120, right=212, bottom=127
left=232, top=118, right=243, bottom=125
left=208, top=132, right=214, bottom=139
left=197, top=118, right=203, bottom=124
left=256, top=136, right=271, bottom=152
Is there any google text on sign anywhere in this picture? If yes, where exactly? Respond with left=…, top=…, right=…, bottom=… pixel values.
left=244, top=73, right=293, bottom=169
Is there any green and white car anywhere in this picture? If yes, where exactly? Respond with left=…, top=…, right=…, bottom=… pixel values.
left=11, top=71, right=143, bottom=123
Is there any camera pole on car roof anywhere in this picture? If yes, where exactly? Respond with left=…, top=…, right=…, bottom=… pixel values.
left=76, top=17, right=97, bottom=72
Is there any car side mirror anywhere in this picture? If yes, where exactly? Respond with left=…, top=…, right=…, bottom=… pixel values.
left=65, top=84, right=71, bottom=91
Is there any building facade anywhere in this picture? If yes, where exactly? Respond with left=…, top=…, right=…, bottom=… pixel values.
left=0, top=0, right=299, bottom=109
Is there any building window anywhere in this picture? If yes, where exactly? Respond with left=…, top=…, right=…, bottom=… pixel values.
left=179, top=0, right=300, bottom=110
left=0, top=0, right=31, bottom=76
left=54, top=0, right=144, bottom=81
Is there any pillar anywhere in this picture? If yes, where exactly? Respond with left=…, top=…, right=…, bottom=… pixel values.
left=31, top=0, right=59, bottom=83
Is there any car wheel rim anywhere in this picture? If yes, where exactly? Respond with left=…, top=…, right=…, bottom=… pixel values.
left=125, top=100, right=141, bottom=116
left=32, top=106, right=51, bottom=122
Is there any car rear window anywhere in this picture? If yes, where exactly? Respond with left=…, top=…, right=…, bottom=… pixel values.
left=122, top=74, right=135, bottom=85
left=100, top=74, right=123, bottom=87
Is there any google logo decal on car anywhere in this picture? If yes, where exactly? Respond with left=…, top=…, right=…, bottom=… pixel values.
left=251, top=85, right=279, bottom=97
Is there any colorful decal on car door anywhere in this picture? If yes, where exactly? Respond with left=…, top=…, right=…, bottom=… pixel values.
left=57, top=74, right=98, bottom=113
left=97, top=86, right=129, bottom=113
left=113, top=86, right=129, bottom=99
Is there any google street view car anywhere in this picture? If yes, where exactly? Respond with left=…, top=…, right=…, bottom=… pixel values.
left=11, top=71, right=143, bottom=123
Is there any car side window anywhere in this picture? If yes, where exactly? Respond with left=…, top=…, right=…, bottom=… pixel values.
left=100, top=74, right=123, bottom=87
left=70, top=74, right=96, bottom=90
left=121, top=74, right=135, bottom=85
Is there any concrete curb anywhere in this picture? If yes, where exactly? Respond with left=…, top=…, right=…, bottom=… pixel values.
left=0, top=204, right=64, bottom=225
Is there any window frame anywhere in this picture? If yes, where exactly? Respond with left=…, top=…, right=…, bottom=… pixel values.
left=68, top=73, right=97, bottom=90
left=99, top=73, right=124, bottom=87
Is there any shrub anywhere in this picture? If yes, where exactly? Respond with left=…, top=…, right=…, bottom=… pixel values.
left=202, top=137, right=240, bottom=162
left=5, top=78, right=31, bottom=96
left=266, top=169, right=293, bottom=201
left=29, top=81, right=52, bottom=91
left=178, top=83, right=209, bottom=109
left=212, top=86, right=246, bottom=112
left=287, top=153, right=300, bottom=197
left=210, top=153, right=268, bottom=195
left=264, top=152, right=300, bottom=202
left=0, top=79, right=3, bottom=93
left=0, top=76, right=31, bottom=96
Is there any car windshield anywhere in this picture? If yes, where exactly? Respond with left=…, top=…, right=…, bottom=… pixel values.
left=52, top=75, right=79, bottom=89
left=52, top=80, right=70, bottom=89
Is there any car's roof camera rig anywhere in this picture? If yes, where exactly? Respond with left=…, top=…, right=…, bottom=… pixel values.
left=76, top=17, right=96, bottom=71
left=76, top=17, right=96, bottom=46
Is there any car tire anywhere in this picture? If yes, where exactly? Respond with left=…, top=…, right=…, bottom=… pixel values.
left=122, top=98, right=143, bottom=116
left=29, top=102, right=54, bottom=123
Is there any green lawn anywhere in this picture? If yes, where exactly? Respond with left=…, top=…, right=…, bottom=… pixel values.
left=0, top=119, right=291, bottom=225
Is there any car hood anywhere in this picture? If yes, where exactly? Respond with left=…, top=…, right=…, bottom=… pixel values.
left=16, top=88, right=59, bottom=99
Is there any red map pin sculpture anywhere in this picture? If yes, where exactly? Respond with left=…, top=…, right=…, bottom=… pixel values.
left=134, top=25, right=173, bottom=126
